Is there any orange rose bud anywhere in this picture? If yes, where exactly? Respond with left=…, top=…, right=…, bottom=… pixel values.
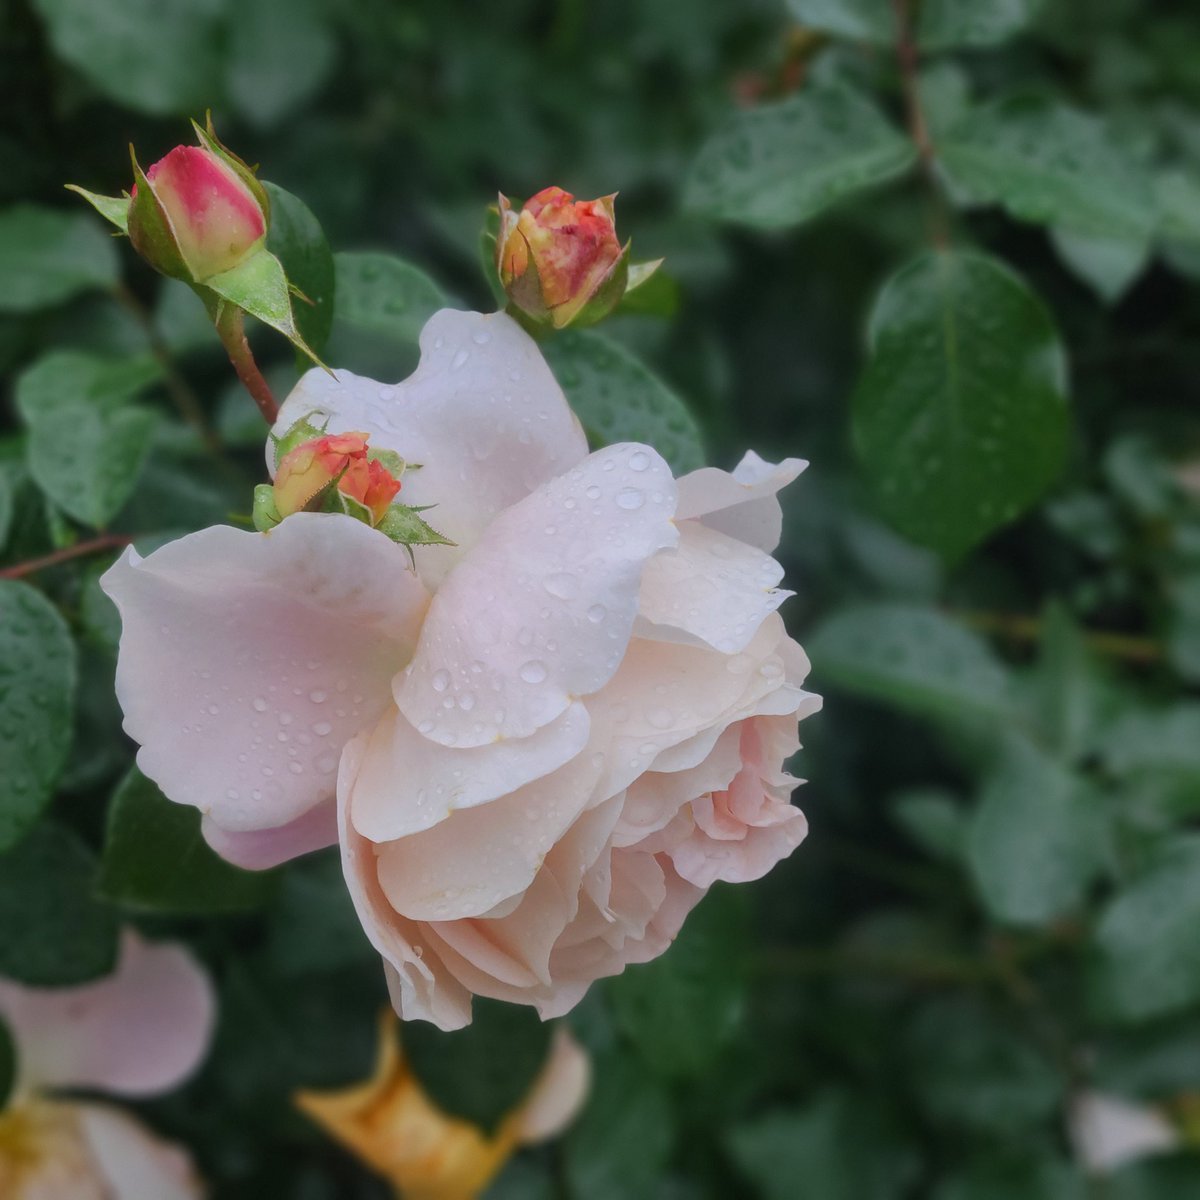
left=129, top=145, right=267, bottom=283
left=338, top=456, right=403, bottom=526
left=496, top=186, right=630, bottom=329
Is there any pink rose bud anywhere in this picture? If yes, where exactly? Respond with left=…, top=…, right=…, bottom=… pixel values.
left=129, top=145, right=267, bottom=283
left=273, top=431, right=401, bottom=526
left=496, top=186, right=630, bottom=329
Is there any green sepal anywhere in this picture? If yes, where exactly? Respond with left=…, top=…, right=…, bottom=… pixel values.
left=127, top=148, right=190, bottom=281
left=333, top=490, right=374, bottom=525
left=252, top=484, right=282, bottom=531
left=65, top=186, right=130, bottom=234
left=367, top=447, right=406, bottom=477
left=378, top=504, right=455, bottom=565
left=616, top=257, right=678, bottom=317
left=270, top=413, right=329, bottom=469
left=200, top=246, right=324, bottom=367
left=191, top=113, right=272, bottom=224
left=625, top=257, right=665, bottom=294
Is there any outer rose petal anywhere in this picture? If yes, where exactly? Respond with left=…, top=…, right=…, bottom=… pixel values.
left=636, top=521, right=791, bottom=653
left=271, top=310, right=589, bottom=586
left=200, top=799, right=337, bottom=869
left=674, top=451, right=807, bottom=553
left=1068, top=1091, right=1178, bottom=1174
left=398, top=442, right=678, bottom=749
left=514, top=1027, right=591, bottom=1142
left=348, top=702, right=591, bottom=842
left=0, top=931, right=213, bottom=1098
left=339, top=733, right=473, bottom=1031
left=76, top=1104, right=204, bottom=1200
left=372, top=749, right=604, bottom=921
left=102, top=513, right=428, bottom=834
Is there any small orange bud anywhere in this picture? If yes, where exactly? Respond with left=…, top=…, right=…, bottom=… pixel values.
left=272, top=431, right=402, bottom=527
left=496, top=187, right=629, bottom=329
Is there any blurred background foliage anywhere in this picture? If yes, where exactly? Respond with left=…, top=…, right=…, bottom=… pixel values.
left=4, top=0, right=1200, bottom=1195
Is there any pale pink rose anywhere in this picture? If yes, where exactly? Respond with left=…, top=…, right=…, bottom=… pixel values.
left=1068, top=1090, right=1179, bottom=1174
left=102, top=309, right=820, bottom=1029
left=0, top=930, right=214, bottom=1198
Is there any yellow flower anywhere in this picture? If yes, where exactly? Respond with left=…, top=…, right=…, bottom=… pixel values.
left=296, top=1013, right=589, bottom=1200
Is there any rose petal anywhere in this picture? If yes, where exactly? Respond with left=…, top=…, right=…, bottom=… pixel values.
left=397, top=442, right=678, bottom=749
left=338, top=734, right=473, bottom=1031
left=373, top=751, right=603, bottom=921
left=636, top=521, right=791, bottom=653
left=76, top=1104, right=204, bottom=1200
left=515, top=1028, right=591, bottom=1143
left=102, top=514, right=428, bottom=834
left=200, top=800, right=337, bottom=870
left=348, top=702, right=591, bottom=842
left=0, top=930, right=213, bottom=1097
left=674, top=452, right=807, bottom=553
left=271, top=310, right=589, bottom=586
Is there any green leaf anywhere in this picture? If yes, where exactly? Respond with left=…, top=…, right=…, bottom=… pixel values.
left=205, top=247, right=321, bottom=364
left=333, top=251, right=447, bottom=345
left=99, top=768, right=275, bottom=914
left=0, top=1015, right=14, bottom=1109
left=15, top=351, right=161, bottom=529
left=904, top=996, right=1062, bottom=1134
left=264, top=182, right=335, bottom=354
left=226, top=0, right=336, bottom=128
left=544, top=330, right=705, bottom=474
left=808, top=604, right=1014, bottom=724
left=267, top=853, right=375, bottom=976
left=29, top=0, right=225, bottom=115
left=0, top=823, right=119, bottom=985
left=729, top=1090, right=917, bottom=1200
left=892, top=787, right=967, bottom=862
left=966, top=734, right=1105, bottom=926
left=852, top=250, right=1069, bottom=559
left=1090, top=835, right=1200, bottom=1023
left=684, top=85, right=916, bottom=231
left=1156, top=169, right=1200, bottom=248
left=784, top=0, right=894, bottom=42
left=1107, top=1158, right=1200, bottom=1199
left=1022, top=603, right=1113, bottom=764
left=608, top=887, right=746, bottom=1079
left=0, top=581, right=76, bottom=850
left=918, top=0, right=1043, bottom=51
left=939, top=96, right=1154, bottom=241
left=401, top=999, right=554, bottom=1135
left=1050, top=227, right=1150, bottom=304
left=933, top=1156, right=1086, bottom=1200
left=565, top=1053, right=674, bottom=1200
left=0, top=205, right=119, bottom=313
left=1104, top=705, right=1200, bottom=784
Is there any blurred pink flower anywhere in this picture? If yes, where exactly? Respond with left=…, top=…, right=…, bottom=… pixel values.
left=102, top=309, right=819, bottom=1029
left=0, top=930, right=215, bottom=1198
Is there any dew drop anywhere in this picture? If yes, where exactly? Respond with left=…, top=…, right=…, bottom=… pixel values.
left=615, top=487, right=644, bottom=510
left=587, top=603, right=607, bottom=623
left=585, top=484, right=602, bottom=500
left=519, top=660, right=548, bottom=684
left=628, top=450, right=650, bottom=472
left=418, top=719, right=435, bottom=734
left=431, top=669, right=452, bottom=693
left=312, top=720, right=333, bottom=736
left=253, top=697, right=268, bottom=712
left=288, top=762, right=304, bottom=775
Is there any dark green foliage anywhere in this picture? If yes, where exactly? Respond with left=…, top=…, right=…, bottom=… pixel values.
left=4, top=0, right=1200, bottom=1193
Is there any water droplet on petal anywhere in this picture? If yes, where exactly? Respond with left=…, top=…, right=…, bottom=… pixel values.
left=616, top=487, right=644, bottom=510
left=519, top=660, right=548, bottom=684
left=544, top=572, right=578, bottom=600
left=431, top=669, right=451, bottom=693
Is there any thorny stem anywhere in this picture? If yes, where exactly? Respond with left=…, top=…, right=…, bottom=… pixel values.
left=215, top=302, right=279, bottom=425
left=112, top=284, right=221, bottom=452
left=892, top=0, right=951, bottom=249
left=958, top=609, right=1163, bottom=665
left=0, top=534, right=132, bottom=580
